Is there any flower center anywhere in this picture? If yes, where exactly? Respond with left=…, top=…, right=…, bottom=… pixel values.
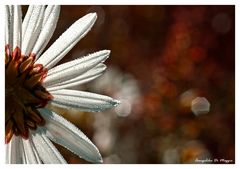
left=5, top=46, right=52, bottom=143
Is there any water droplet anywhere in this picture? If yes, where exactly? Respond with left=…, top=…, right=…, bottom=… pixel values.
left=113, top=99, right=121, bottom=107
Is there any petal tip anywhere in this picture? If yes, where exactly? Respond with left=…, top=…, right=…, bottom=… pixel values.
left=91, top=12, right=97, bottom=18
left=96, top=158, right=103, bottom=164
left=93, top=154, right=103, bottom=164
left=87, top=12, right=97, bottom=22
left=102, top=50, right=111, bottom=59
left=104, top=50, right=111, bottom=55
left=113, top=99, right=121, bottom=107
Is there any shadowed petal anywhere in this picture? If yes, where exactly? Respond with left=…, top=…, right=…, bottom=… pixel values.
left=19, top=138, right=27, bottom=164
left=22, top=136, right=42, bottom=164
left=6, top=136, right=22, bottom=164
left=49, top=89, right=120, bottom=113
left=36, top=13, right=97, bottom=69
left=43, top=50, right=109, bottom=87
left=46, top=63, right=106, bottom=91
left=39, top=108, right=103, bottom=163
left=31, top=130, right=66, bottom=164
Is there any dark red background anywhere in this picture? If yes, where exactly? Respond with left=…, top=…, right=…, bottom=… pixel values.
left=24, top=5, right=235, bottom=164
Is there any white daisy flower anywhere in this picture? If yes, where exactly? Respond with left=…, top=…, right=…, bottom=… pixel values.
left=5, top=5, right=120, bottom=164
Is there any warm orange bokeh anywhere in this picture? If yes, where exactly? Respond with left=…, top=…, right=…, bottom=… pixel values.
left=23, top=5, right=235, bottom=164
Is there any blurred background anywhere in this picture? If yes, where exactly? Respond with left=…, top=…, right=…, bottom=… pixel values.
left=24, top=5, right=235, bottom=164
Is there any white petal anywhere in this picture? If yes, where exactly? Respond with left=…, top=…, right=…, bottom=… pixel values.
left=39, top=108, right=103, bottom=163
left=13, top=5, right=22, bottom=49
left=5, top=5, right=13, bottom=51
left=46, top=63, right=106, bottom=91
left=5, top=143, right=9, bottom=163
left=31, top=130, right=67, bottom=164
left=22, top=5, right=45, bottom=56
left=43, top=50, right=109, bottom=87
left=22, top=136, right=42, bottom=164
left=42, top=5, right=57, bottom=26
left=6, top=135, right=22, bottom=164
left=22, top=5, right=34, bottom=39
left=32, top=5, right=60, bottom=59
left=50, top=89, right=120, bottom=113
left=19, top=138, right=27, bottom=164
left=5, top=6, right=10, bottom=45
left=36, top=13, right=97, bottom=69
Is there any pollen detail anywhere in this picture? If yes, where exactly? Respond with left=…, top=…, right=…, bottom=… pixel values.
left=5, top=46, right=53, bottom=144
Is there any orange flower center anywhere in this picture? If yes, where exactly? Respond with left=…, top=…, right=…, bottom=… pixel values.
left=5, top=46, right=52, bottom=143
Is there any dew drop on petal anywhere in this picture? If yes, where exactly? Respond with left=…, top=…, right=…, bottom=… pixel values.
left=191, top=97, right=210, bottom=116
left=113, top=99, right=121, bottom=107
